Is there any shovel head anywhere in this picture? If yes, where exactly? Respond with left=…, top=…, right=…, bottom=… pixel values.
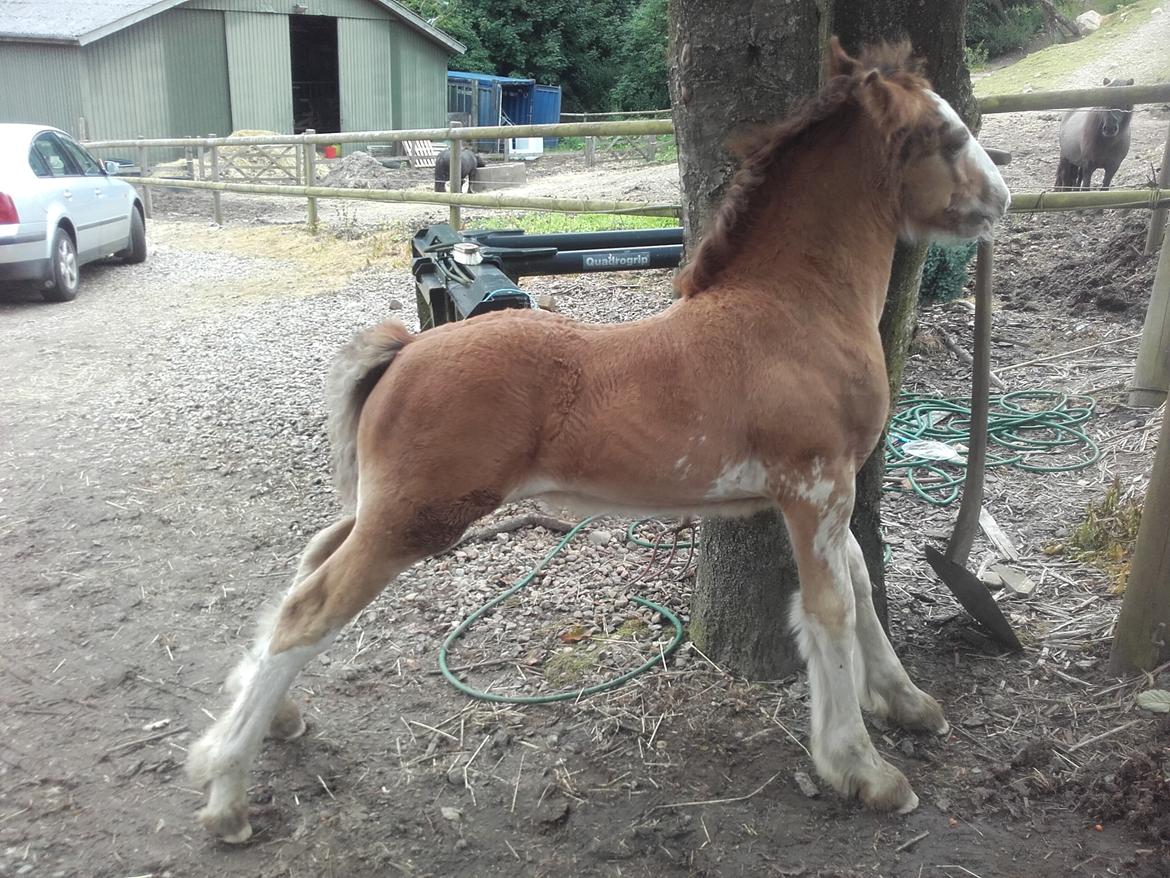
left=925, top=545, right=1023, bottom=651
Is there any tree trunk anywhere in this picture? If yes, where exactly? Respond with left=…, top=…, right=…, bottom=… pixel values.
left=676, top=0, right=976, bottom=679
left=668, top=0, right=824, bottom=678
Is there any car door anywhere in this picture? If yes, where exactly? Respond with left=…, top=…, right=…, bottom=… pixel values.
left=56, top=133, right=128, bottom=255
left=29, top=132, right=104, bottom=261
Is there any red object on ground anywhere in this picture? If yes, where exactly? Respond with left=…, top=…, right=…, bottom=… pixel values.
left=324, top=145, right=338, bottom=159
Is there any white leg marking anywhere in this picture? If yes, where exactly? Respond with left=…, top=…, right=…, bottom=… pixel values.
left=787, top=498, right=918, bottom=813
left=187, top=615, right=337, bottom=841
left=845, top=534, right=948, bottom=734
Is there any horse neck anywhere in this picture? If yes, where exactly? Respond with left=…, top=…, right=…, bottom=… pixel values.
left=714, top=123, right=899, bottom=324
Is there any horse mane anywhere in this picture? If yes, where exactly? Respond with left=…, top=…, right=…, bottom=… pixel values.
left=673, top=41, right=928, bottom=298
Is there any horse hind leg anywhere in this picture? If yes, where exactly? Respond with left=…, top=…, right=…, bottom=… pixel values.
left=781, top=483, right=917, bottom=813
left=845, top=532, right=947, bottom=735
left=221, top=516, right=358, bottom=743
left=187, top=519, right=416, bottom=843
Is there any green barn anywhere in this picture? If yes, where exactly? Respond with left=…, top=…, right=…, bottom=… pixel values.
left=0, top=0, right=464, bottom=150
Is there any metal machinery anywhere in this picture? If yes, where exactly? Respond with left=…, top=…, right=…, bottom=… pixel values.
left=411, top=223, right=684, bottom=330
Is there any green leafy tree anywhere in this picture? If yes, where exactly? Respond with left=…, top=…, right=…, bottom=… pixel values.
left=611, top=0, right=670, bottom=110
left=401, top=0, right=635, bottom=110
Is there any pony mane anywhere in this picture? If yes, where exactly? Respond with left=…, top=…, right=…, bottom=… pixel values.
left=674, top=41, right=928, bottom=298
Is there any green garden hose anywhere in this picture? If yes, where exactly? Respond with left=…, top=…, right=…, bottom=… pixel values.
left=886, top=389, right=1099, bottom=506
left=439, top=515, right=685, bottom=704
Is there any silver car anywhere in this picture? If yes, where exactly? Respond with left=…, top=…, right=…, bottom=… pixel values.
left=0, top=124, right=146, bottom=302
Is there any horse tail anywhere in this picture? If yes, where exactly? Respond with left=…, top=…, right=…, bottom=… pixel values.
left=325, top=321, right=414, bottom=511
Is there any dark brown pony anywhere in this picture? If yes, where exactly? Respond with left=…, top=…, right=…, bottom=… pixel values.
left=1055, top=77, right=1134, bottom=190
left=187, top=38, right=1009, bottom=843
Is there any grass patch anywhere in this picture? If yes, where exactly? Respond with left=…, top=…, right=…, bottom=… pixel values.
left=974, top=0, right=1167, bottom=96
left=1050, top=479, right=1143, bottom=591
left=469, top=211, right=678, bottom=235
left=543, top=648, right=601, bottom=686
left=149, top=219, right=411, bottom=303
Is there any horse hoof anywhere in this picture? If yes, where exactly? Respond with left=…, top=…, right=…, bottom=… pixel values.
left=890, top=687, right=949, bottom=736
left=269, top=698, right=307, bottom=741
left=895, top=789, right=920, bottom=815
left=198, top=803, right=252, bottom=844
left=857, top=761, right=917, bottom=814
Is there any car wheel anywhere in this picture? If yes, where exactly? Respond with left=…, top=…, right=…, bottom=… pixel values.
left=42, top=227, right=79, bottom=303
left=118, top=209, right=147, bottom=264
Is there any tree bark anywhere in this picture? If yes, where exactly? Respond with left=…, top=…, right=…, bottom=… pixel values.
left=676, top=0, right=976, bottom=679
left=668, top=0, right=825, bottom=678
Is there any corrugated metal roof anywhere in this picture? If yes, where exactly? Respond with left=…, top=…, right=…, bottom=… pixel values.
left=448, top=70, right=535, bottom=86
left=0, top=0, right=464, bottom=52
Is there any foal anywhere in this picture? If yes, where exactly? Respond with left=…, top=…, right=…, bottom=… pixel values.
left=188, top=38, right=1009, bottom=842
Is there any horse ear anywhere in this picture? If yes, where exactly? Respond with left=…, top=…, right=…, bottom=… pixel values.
left=859, top=68, right=894, bottom=117
left=825, top=36, right=858, bottom=79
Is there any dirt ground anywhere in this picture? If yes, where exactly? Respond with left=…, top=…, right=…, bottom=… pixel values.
left=5, top=14, right=1170, bottom=878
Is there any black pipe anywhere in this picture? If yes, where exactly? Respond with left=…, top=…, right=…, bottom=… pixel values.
left=497, top=244, right=682, bottom=278
left=466, top=227, right=684, bottom=251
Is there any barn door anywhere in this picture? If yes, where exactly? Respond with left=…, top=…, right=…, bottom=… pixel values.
left=225, top=11, right=294, bottom=134
left=338, top=18, right=394, bottom=135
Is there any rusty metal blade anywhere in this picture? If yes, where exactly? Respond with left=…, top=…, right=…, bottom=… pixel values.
left=925, top=545, right=1022, bottom=651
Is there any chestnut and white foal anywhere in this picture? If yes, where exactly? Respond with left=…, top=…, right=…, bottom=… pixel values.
left=188, top=39, right=1009, bottom=842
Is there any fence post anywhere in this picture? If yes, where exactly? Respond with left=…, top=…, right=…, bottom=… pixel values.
left=1146, top=120, right=1170, bottom=256
left=303, top=129, right=318, bottom=232
left=137, top=138, right=152, bottom=219
left=209, top=135, right=223, bottom=226
left=449, top=123, right=462, bottom=229
left=585, top=136, right=596, bottom=168
left=1107, top=393, right=1170, bottom=673
left=1129, top=216, right=1170, bottom=407
left=185, top=146, right=194, bottom=180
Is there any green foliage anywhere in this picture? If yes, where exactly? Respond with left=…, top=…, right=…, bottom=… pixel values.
left=1052, top=478, right=1143, bottom=592
left=610, top=0, right=670, bottom=111
left=472, top=211, right=677, bottom=234
left=966, top=0, right=1044, bottom=59
left=402, top=0, right=635, bottom=110
left=918, top=242, right=977, bottom=305
left=965, top=0, right=1145, bottom=63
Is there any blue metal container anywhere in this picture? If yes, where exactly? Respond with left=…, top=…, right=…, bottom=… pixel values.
left=533, top=84, right=562, bottom=147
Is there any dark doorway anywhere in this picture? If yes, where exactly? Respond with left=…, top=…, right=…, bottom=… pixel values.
left=290, top=15, right=340, bottom=134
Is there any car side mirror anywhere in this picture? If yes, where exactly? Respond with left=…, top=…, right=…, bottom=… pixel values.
left=103, top=160, right=120, bottom=175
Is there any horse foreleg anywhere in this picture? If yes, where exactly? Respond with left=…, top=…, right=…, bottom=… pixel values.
left=845, top=532, right=948, bottom=734
left=187, top=519, right=416, bottom=843
left=1100, top=164, right=1120, bottom=191
left=783, top=486, right=917, bottom=813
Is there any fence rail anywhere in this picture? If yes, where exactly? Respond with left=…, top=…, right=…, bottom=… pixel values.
left=83, top=120, right=675, bottom=151
left=978, top=82, right=1170, bottom=114
left=132, top=176, right=682, bottom=216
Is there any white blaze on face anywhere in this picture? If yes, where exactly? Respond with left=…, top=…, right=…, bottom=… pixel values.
left=927, top=90, right=1011, bottom=233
